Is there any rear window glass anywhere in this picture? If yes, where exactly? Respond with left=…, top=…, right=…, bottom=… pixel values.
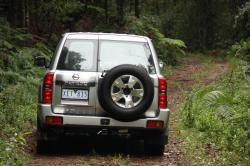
left=57, top=39, right=97, bottom=71
left=98, top=41, right=156, bottom=74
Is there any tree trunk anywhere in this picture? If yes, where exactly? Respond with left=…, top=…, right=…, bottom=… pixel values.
left=129, top=0, right=134, bottom=14
left=25, top=0, right=30, bottom=30
left=116, top=0, right=125, bottom=27
left=84, top=0, right=88, bottom=12
left=104, top=0, right=108, bottom=23
left=134, top=0, right=140, bottom=18
left=154, top=0, right=159, bottom=15
left=21, top=0, right=26, bottom=28
left=6, top=0, right=13, bottom=24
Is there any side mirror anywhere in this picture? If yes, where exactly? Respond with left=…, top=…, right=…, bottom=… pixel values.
left=34, top=56, right=48, bottom=68
left=159, top=61, right=164, bottom=70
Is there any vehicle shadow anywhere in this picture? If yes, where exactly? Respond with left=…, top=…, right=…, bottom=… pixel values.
left=37, top=136, right=145, bottom=156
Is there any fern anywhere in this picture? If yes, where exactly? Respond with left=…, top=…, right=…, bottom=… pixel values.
left=203, top=90, right=226, bottom=106
left=164, top=38, right=186, bottom=48
left=216, top=105, right=234, bottom=120
left=128, top=16, right=186, bottom=65
left=181, top=57, right=250, bottom=161
left=229, top=38, right=250, bottom=62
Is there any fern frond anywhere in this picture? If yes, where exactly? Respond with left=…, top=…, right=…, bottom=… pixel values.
left=216, top=104, right=233, bottom=120
left=164, top=38, right=187, bottom=48
left=203, top=90, right=225, bottom=106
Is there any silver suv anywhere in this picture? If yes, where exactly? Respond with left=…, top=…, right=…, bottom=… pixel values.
left=35, top=33, right=170, bottom=155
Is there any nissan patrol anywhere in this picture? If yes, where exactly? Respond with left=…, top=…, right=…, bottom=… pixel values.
left=35, top=33, right=170, bottom=155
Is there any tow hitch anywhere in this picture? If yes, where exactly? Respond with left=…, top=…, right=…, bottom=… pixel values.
left=97, top=129, right=109, bottom=136
left=96, top=129, right=130, bottom=138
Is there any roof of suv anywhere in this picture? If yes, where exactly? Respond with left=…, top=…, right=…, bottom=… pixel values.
left=64, top=32, right=150, bottom=42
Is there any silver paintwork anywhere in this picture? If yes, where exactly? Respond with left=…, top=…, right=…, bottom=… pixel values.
left=38, top=104, right=169, bottom=129
left=38, top=32, right=170, bottom=138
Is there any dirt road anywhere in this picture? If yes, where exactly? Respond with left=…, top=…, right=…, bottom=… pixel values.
left=28, top=56, right=228, bottom=166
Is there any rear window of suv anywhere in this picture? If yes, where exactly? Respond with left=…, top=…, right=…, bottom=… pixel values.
left=57, top=39, right=97, bottom=71
left=57, top=39, right=156, bottom=73
left=98, top=41, right=156, bottom=74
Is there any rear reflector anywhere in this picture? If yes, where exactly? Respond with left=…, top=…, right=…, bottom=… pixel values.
left=147, top=120, right=164, bottom=128
left=46, top=116, right=63, bottom=125
left=42, top=88, right=52, bottom=104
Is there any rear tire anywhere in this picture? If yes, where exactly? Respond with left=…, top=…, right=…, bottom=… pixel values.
left=144, top=133, right=167, bottom=156
left=36, top=140, right=49, bottom=154
left=36, top=116, right=51, bottom=154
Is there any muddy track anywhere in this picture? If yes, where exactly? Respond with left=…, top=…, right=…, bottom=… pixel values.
left=27, top=57, right=228, bottom=166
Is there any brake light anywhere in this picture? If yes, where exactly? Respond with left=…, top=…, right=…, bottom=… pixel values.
left=159, top=77, right=167, bottom=108
left=46, top=116, right=63, bottom=125
left=42, top=72, right=54, bottom=104
left=43, top=72, right=54, bottom=86
left=159, top=93, right=167, bottom=108
left=43, top=88, right=52, bottom=103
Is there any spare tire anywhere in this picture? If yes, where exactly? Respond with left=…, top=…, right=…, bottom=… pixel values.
left=98, top=64, right=154, bottom=121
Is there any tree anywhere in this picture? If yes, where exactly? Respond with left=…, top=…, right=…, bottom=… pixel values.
left=234, top=1, right=250, bottom=40
left=116, top=0, right=125, bottom=26
left=229, top=0, right=248, bottom=15
left=104, top=0, right=109, bottom=23
left=135, top=0, right=140, bottom=18
left=129, top=0, right=134, bottom=14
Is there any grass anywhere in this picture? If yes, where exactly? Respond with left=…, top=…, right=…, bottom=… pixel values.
left=81, top=154, right=130, bottom=166
left=0, top=68, right=44, bottom=165
left=0, top=25, right=49, bottom=164
left=175, top=57, right=250, bottom=165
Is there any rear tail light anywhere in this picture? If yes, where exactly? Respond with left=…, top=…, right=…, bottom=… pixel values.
left=42, top=72, right=54, bottom=104
left=147, top=120, right=164, bottom=128
left=159, top=77, right=167, bottom=109
left=43, top=72, right=54, bottom=85
left=46, top=116, right=63, bottom=125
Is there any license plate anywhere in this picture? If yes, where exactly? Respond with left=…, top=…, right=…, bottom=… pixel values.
left=62, top=89, right=88, bottom=100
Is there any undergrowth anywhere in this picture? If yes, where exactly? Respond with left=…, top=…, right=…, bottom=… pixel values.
left=181, top=54, right=250, bottom=165
left=0, top=21, right=51, bottom=165
left=128, top=16, right=186, bottom=65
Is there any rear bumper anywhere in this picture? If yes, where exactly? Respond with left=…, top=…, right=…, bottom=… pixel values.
left=37, top=104, right=170, bottom=135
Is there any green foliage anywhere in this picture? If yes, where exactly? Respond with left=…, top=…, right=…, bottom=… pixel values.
left=160, top=0, right=238, bottom=50
left=33, top=0, right=105, bottom=43
left=229, top=38, right=250, bottom=75
left=182, top=57, right=250, bottom=165
left=0, top=132, right=28, bottom=166
left=128, top=16, right=186, bottom=65
left=232, top=38, right=250, bottom=62
left=0, top=22, right=48, bottom=164
left=234, top=2, right=250, bottom=40
left=111, top=154, right=130, bottom=166
left=0, top=20, right=53, bottom=71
